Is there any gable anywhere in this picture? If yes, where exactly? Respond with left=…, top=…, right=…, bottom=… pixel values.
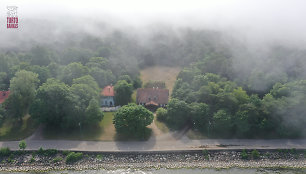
left=136, top=88, right=169, bottom=104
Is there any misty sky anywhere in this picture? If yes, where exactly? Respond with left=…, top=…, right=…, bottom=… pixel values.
left=1, top=0, right=306, bottom=48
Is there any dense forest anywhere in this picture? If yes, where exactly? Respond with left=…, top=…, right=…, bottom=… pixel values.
left=1, top=24, right=306, bottom=138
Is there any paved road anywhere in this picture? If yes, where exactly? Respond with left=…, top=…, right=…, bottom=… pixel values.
left=1, top=138, right=306, bottom=151
left=1, top=120, right=306, bottom=151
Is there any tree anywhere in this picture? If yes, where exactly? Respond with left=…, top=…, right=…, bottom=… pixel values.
left=30, top=79, right=78, bottom=128
left=84, top=99, right=104, bottom=125
left=29, top=65, right=50, bottom=85
left=166, top=98, right=191, bottom=129
left=0, top=72, right=9, bottom=90
left=114, top=80, right=133, bottom=106
left=71, top=75, right=100, bottom=107
left=60, top=62, right=89, bottom=85
left=156, top=107, right=167, bottom=122
left=6, top=70, right=39, bottom=120
left=190, top=102, right=210, bottom=132
left=113, top=104, right=153, bottom=138
left=212, top=110, right=232, bottom=137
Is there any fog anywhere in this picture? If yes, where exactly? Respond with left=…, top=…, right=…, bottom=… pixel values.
left=1, top=0, right=306, bottom=47
left=1, top=0, right=306, bottom=137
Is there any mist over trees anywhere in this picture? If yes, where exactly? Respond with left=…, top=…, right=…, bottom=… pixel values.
left=0, top=14, right=306, bottom=137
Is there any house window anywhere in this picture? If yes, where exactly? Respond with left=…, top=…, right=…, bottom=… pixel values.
left=105, top=101, right=107, bottom=105
left=148, top=97, right=151, bottom=101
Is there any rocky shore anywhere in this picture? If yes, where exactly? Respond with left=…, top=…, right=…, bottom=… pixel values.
left=0, top=150, right=306, bottom=172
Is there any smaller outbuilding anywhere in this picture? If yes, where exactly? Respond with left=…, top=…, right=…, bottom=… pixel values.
left=136, top=87, right=169, bottom=111
left=100, top=85, right=115, bottom=107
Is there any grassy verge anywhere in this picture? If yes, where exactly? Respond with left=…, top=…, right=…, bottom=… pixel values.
left=154, top=116, right=169, bottom=133
left=43, top=112, right=116, bottom=141
left=0, top=115, right=38, bottom=141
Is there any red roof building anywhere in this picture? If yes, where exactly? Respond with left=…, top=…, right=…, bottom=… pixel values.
left=101, top=85, right=115, bottom=97
left=0, top=91, right=10, bottom=105
left=136, top=88, right=169, bottom=111
left=100, top=85, right=115, bottom=107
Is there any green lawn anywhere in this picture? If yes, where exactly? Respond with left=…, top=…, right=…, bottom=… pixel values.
left=154, top=116, right=169, bottom=133
left=0, top=115, right=39, bottom=141
left=43, top=112, right=116, bottom=141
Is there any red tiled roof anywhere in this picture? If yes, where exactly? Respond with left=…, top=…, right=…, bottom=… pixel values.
left=0, top=91, right=10, bottom=104
left=136, top=88, right=169, bottom=105
left=101, top=85, right=115, bottom=97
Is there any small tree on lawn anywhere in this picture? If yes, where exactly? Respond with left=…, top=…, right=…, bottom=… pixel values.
left=19, top=140, right=27, bottom=151
left=113, top=103, right=153, bottom=139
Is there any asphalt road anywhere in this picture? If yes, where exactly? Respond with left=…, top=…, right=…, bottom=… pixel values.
left=1, top=120, right=306, bottom=151
left=1, top=138, right=306, bottom=151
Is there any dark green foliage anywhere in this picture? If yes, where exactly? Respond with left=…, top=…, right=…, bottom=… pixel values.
left=60, top=62, right=89, bottom=85
left=96, top=154, right=103, bottom=160
left=241, top=149, right=249, bottom=159
left=0, top=147, right=11, bottom=157
left=133, top=76, right=142, bottom=89
left=30, top=156, right=35, bottom=163
left=53, top=156, right=63, bottom=163
left=165, top=99, right=191, bottom=129
left=30, top=79, right=78, bottom=128
left=251, top=149, right=260, bottom=159
left=113, top=104, right=153, bottom=138
left=84, top=99, right=104, bottom=125
left=6, top=70, right=40, bottom=120
left=156, top=107, right=167, bottom=122
left=19, top=140, right=26, bottom=150
left=35, top=147, right=58, bottom=156
left=114, top=80, right=133, bottom=106
left=66, top=152, right=83, bottom=163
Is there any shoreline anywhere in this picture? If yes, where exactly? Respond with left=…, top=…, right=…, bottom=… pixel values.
left=0, top=150, right=306, bottom=172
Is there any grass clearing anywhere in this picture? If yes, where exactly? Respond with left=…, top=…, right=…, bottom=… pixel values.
left=43, top=112, right=116, bottom=141
left=154, top=116, right=169, bottom=133
left=0, top=115, right=38, bottom=141
left=140, top=66, right=181, bottom=95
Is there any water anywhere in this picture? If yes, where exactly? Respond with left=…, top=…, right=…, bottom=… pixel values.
left=0, top=168, right=305, bottom=174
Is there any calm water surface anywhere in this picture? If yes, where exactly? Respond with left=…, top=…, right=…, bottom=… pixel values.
left=1, top=168, right=305, bottom=174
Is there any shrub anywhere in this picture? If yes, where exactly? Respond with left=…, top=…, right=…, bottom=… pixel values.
left=44, top=149, right=58, bottom=156
left=62, top=150, right=70, bottom=156
left=156, top=107, right=167, bottom=122
left=37, top=147, right=44, bottom=155
left=19, top=140, right=27, bottom=150
left=30, top=157, right=35, bottom=163
left=7, top=154, right=14, bottom=163
left=202, top=149, right=209, bottom=160
left=241, top=149, right=248, bottom=159
left=96, top=154, right=103, bottom=160
left=0, top=147, right=11, bottom=157
left=251, top=149, right=260, bottom=159
left=66, top=152, right=83, bottom=163
left=53, top=156, right=63, bottom=163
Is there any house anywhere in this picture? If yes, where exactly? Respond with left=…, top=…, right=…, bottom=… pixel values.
left=0, top=90, right=10, bottom=106
left=100, top=85, right=115, bottom=107
left=136, top=87, right=169, bottom=111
